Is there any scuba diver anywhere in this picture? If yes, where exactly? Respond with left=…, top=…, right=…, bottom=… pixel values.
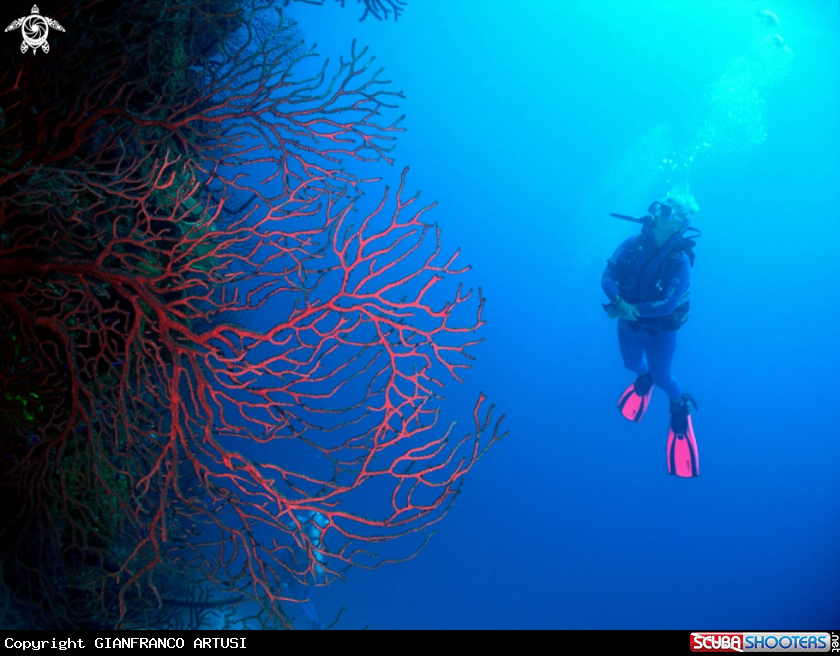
left=282, top=511, right=329, bottom=629
left=601, top=190, right=700, bottom=478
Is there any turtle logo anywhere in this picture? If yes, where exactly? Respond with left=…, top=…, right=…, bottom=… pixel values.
left=5, top=5, right=65, bottom=55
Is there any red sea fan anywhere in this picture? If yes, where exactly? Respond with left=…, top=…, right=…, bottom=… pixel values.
left=0, top=0, right=502, bottom=628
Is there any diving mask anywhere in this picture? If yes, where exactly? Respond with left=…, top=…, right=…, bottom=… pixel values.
left=647, top=201, right=675, bottom=222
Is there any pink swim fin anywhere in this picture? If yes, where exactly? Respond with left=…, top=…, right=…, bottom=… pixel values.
left=667, top=395, right=699, bottom=478
left=617, top=372, right=654, bottom=423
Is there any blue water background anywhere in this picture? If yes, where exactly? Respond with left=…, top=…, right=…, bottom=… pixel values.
left=280, top=0, right=840, bottom=629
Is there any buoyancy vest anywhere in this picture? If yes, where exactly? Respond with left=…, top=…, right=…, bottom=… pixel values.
left=614, top=228, right=699, bottom=331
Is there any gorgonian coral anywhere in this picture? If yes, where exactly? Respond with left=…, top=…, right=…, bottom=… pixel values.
left=0, top=0, right=500, bottom=628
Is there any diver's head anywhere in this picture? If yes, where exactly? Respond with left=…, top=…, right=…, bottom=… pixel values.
left=660, top=187, right=699, bottom=220
left=649, top=189, right=697, bottom=244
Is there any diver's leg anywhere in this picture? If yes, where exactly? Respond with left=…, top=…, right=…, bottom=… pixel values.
left=617, top=319, right=648, bottom=376
left=298, top=600, right=323, bottom=630
left=645, top=329, right=682, bottom=401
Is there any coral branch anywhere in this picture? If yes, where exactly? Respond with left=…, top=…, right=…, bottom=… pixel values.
left=284, top=0, right=407, bottom=22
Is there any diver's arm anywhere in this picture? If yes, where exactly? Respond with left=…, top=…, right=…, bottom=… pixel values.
left=601, top=268, right=621, bottom=302
left=602, top=238, right=641, bottom=320
left=601, top=237, right=635, bottom=301
left=635, top=258, right=690, bottom=317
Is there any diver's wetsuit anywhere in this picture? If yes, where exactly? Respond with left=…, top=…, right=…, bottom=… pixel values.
left=282, top=575, right=323, bottom=630
left=601, top=224, right=691, bottom=402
